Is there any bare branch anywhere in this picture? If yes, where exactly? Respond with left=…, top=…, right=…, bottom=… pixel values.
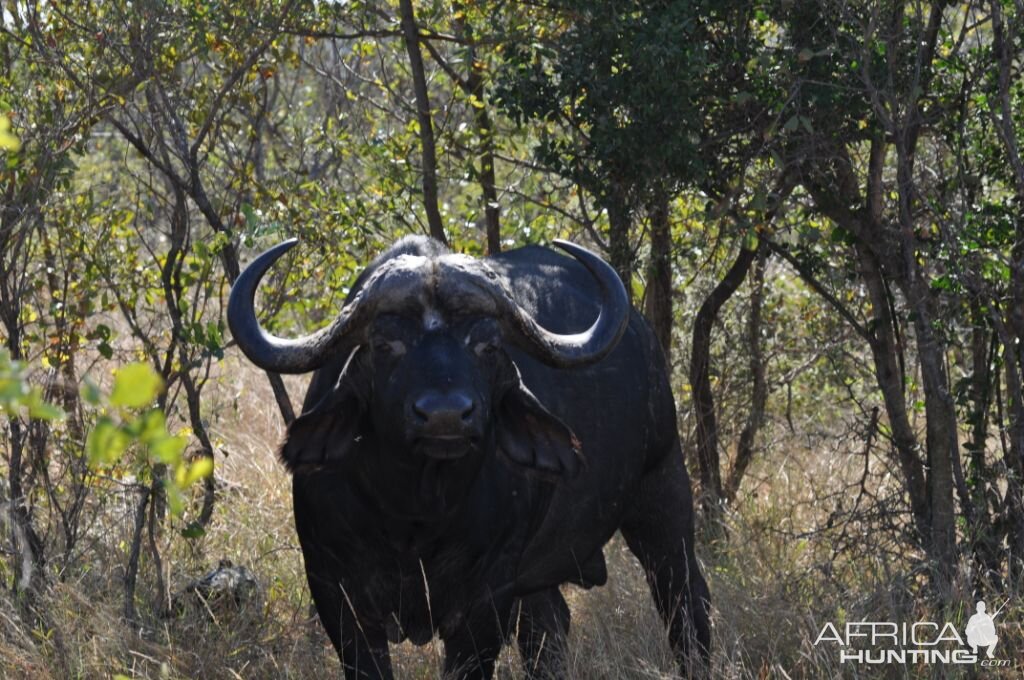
left=398, top=0, right=447, bottom=244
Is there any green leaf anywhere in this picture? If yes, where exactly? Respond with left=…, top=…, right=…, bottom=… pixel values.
left=27, top=392, right=65, bottom=421
left=80, top=380, right=102, bottom=406
left=180, top=522, right=206, bottom=539
left=0, top=115, right=20, bottom=152
left=0, top=376, right=28, bottom=402
left=86, top=417, right=131, bottom=466
left=177, top=457, right=213, bottom=487
left=136, top=409, right=168, bottom=445
left=150, top=432, right=187, bottom=465
left=164, top=482, right=185, bottom=516
left=241, top=203, right=257, bottom=228
left=110, top=363, right=163, bottom=409
left=744, top=231, right=760, bottom=251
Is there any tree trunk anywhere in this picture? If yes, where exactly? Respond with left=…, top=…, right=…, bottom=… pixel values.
left=690, top=242, right=760, bottom=514
left=6, top=419, right=45, bottom=595
left=605, top=182, right=634, bottom=301
left=892, top=91, right=957, bottom=594
left=451, top=6, right=500, bottom=254
left=38, top=239, right=89, bottom=561
left=909, top=293, right=958, bottom=597
left=477, top=113, right=500, bottom=255
left=989, top=0, right=1024, bottom=577
left=399, top=0, right=447, bottom=245
left=644, top=190, right=673, bottom=358
left=999, top=336, right=1024, bottom=575
left=0, top=238, right=46, bottom=594
left=965, top=316, right=1002, bottom=582
left=724, top=248, right=767, bottom=502
left=856, top=244, right=930, bottom=540
left=987, top=310, right=1024, bottom=576
left=124, top=485, right=151, bottom=622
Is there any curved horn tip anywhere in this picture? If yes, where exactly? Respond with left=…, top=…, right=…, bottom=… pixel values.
left=262, top=238, right=300, bottom=259
left=550, top=240, right=618, bottom=273
left=550, top=239, right=623, bottom=290
left=551, top=238, right=587, bottom=256
left=235, top=239, right=301, bottom=283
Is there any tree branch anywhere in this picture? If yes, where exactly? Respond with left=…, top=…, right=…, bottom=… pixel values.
left=399, top=0, right=447, bottom=245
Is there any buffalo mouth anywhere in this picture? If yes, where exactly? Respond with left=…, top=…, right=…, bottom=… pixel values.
left=413, top=435, right=476, bottom=460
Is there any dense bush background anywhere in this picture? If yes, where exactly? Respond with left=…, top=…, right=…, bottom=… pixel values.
left=1, top=1, right=1023, bottom=676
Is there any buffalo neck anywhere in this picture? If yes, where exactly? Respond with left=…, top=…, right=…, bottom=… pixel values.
left=349, top=432, right=489, bottom=528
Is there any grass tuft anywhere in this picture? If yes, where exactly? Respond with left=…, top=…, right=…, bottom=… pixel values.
left=1, top=359, right=1020, bottom=678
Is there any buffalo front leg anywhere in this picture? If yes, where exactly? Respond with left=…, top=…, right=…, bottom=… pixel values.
left=306, top=570, right=394, bottom=679
left=514, top=588, right=570, bottom=679
left=620, top=442, right=711, bottom=677
left=442, top=602, right=512, bottom=680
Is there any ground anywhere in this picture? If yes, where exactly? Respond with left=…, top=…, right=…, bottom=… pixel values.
left=0, top=357, right=1020, bottom=679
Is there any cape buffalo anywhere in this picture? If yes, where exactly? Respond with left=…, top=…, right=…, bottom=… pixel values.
left=228, top=236, right=710, bottom=679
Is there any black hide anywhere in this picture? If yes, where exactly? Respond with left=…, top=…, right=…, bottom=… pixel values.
left=264, top=238, right=710, bottom=679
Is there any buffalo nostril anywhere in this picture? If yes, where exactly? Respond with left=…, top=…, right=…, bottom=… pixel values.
left=412, top=396, right=432, bottom=423
left=413, top=391, right=475, bottom=428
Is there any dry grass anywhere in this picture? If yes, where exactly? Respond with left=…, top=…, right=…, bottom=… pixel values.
left=1, top=358, right=1021, bottom=679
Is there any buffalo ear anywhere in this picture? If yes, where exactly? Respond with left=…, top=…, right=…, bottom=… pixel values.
left=279, top=376, right=363, bottom=473
left=496, top=384, right=582, bottom=478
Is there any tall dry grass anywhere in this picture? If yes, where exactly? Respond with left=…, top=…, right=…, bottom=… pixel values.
left=1, top=358, right=1020, bottom=679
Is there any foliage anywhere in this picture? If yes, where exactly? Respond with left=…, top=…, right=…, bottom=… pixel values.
left=84, top=362, right=211, bottom=516
left=2, top=0, right=1024, bottom=674
left=495, top=0, right=756, bottom=206
left=0, top=350, right=64, bottom=421
left=0, top=113, right=19, bottom=151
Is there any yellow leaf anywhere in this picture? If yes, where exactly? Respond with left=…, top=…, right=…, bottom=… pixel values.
left=178, top=457, right=213, bottom=487
left=110, top=363, right=163, bottom=409
left=0, top=115, right=19, bottom=152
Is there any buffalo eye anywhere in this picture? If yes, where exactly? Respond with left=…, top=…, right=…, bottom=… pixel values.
left=473, top=340, right=499, bottom=357
left=463, top=318, right=501, bottom=356
left=370, top=314, right=416, bottom=357
left=373, top=339, right=406, bottom=356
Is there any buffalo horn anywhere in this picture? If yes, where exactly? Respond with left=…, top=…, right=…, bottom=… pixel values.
left=227, top=239, right=372, bottom=374
left=482, top=240, right=630, bottom=368
left=228, top=238, right=629, bottom=374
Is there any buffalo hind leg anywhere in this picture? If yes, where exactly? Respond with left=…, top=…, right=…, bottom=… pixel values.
left=620, top=444, right=711, bottom=677
left=307, top=569, right=394, bottom=680
left=515, top=588, right=570, bottom=679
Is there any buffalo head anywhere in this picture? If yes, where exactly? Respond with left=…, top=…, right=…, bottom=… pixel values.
left=227, top=238, right=628, bottom=498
